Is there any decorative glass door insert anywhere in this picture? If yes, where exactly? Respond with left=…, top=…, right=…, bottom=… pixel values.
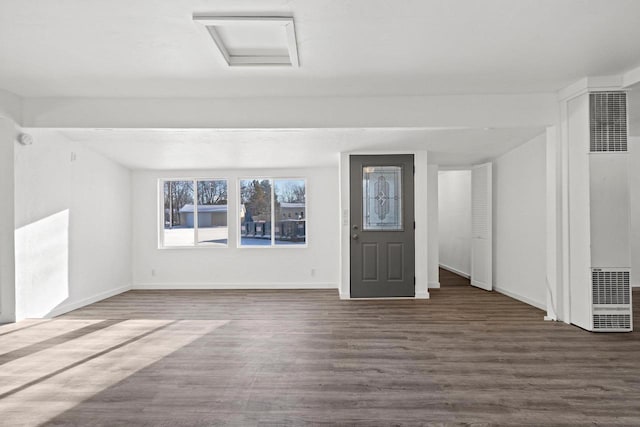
left=362, top=166, right=403, bottom=231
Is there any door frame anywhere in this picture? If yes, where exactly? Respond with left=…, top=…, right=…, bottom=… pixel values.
left=339, top=150, right=430, bottom=299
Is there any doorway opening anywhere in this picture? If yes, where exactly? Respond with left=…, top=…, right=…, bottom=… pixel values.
left=438, top=169, right=472, bottom=288
left=438, top=165, right=492, bottom=290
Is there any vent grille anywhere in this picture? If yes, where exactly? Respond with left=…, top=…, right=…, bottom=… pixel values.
left=592, top=270, right=630, bottom=305
left=593, top=314, right=631, bottom=330
left=589, top=92, right=627, bottom=152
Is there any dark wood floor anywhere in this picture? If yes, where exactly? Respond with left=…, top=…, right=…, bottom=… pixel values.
left=1, top=271, right=639, bottom=426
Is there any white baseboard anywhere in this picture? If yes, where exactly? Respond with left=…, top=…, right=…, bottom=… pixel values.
left=132, top=282, right=338, bottom=290
left=493, top=285, right=546, bottom=311
left=46, top=284, right=132, bottom=318
left=338, top=290, right=429, bottom=299
left=439, top=264, right=470, bottom=279
left=428, top=281, right=441, bottom=289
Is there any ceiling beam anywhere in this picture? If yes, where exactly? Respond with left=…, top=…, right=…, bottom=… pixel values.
left=557, top=75, right=624, bottom=102
left=22, top=94, right=558, bottom=130
left=623, top=64, right=640, bottom=89
left=0, top=89, right=23, bottom=124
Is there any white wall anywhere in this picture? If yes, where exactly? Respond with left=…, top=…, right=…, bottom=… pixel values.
left=0, top=118, right=17, bottom=323
left=427, top=165, right=439, bottom=288
left=14, top=133, right=132, bottom=319
left=438, top=170, right=471, bottom=277
left=132, top=167, right=339, bottom=289
left=493, top=133, right=547, bottom=309
left=630, top=137, right=640, bottom=287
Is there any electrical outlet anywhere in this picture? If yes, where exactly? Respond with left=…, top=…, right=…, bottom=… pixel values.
left=310, top=268, right=316, bottom=277
left=151, top=269, right=156, bottom=277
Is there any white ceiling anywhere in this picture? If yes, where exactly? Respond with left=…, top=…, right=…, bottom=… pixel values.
left=42, top=127, right=544, bottom=170
left=2, top=0, right=640, bottom=98
left=7, top=2, right=637, bottom=170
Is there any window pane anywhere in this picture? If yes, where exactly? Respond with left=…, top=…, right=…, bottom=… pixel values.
left=196, top=180, right=228, bottom=246
left=240, top=179, right=272, bottom=246
left=163, top=180, right=195, bottom=246
left=362, top=166, right=403, bottom=231
left=274, top=179, right=306, bottom=245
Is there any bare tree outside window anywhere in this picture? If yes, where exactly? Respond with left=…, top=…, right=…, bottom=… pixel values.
left=197, top=180, right=228, bottom=246
left=161, top=179, right=228, bottom=247
left=239, top=178, right=306, bottom=246
left=163, top=180, right=194, bottom=246
left=240, top=179, right=272, bottom=246
left=275, top=179, right=306, bottom=245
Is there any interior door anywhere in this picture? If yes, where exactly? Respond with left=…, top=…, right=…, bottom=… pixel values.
left=470, top=162, right=493, bottom=291
left=350, top=155, right=415, bottom=298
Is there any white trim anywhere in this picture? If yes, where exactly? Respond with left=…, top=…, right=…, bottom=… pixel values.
left=192, top=16, right=296, bottom=26
left=437, top=165, right=474, bottom=171
left=471, top=280, right=488, bottom=289
left=623, top=64, right=640, bottom=88
left=133, top=282, right=337, bottom=290
left=45, top=284, right=132, bottom=318
left=494, top=285, right=546, bottom=311
left=204, top=26, right=231, bottom=64
left=439, top=263, right=470, bottom=279
left=560, top=97, right=571, bottom=324
left=415, top=291, right=430, bottom=299
left=558, top=76, right=625, bottom=102
left=194, top=181, right=199, bottom=245
left=428, top=281, right=441, bottom=289
left=415, top=151, right=430, bottom=300
left=587, top=75, right=624, bottom=89
left=545, top=125, right=560, bottom=322
left=558, top=77, right=588, bottom=102
left=339, top=153, right=350, bottom=297
left=157, top=245, right=228, bottom=250
left=347, top=296, right=424, bottom=301
left=284, top=20, right=300, bottom=67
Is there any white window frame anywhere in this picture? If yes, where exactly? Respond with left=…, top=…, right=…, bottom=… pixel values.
left=158, top=177, right=229, bottom=249
left=237, top=177, right=308, bottom=249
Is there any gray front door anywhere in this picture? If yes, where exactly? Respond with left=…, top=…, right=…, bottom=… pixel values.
left=350, top=155, right=415, bottom=298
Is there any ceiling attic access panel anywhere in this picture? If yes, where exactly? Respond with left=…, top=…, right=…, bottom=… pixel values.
left=193, top=16, right=299, bottom=67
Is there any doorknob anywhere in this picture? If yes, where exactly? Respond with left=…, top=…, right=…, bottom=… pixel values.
left=352, top=225, right=359, bottom=230
left=352, top=233, right=359, bottom=240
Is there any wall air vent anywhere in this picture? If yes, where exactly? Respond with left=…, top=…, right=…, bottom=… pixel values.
left=591, top=269, right=632, bottom=332
left=592, top=270, right=630, bottom=305
left=593, top=313, right=631, bottom=330
left=589, top=92, right=627, bottom=152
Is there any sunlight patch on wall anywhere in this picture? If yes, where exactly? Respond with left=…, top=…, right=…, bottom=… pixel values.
left=15, top=209, right=70, bottom=319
